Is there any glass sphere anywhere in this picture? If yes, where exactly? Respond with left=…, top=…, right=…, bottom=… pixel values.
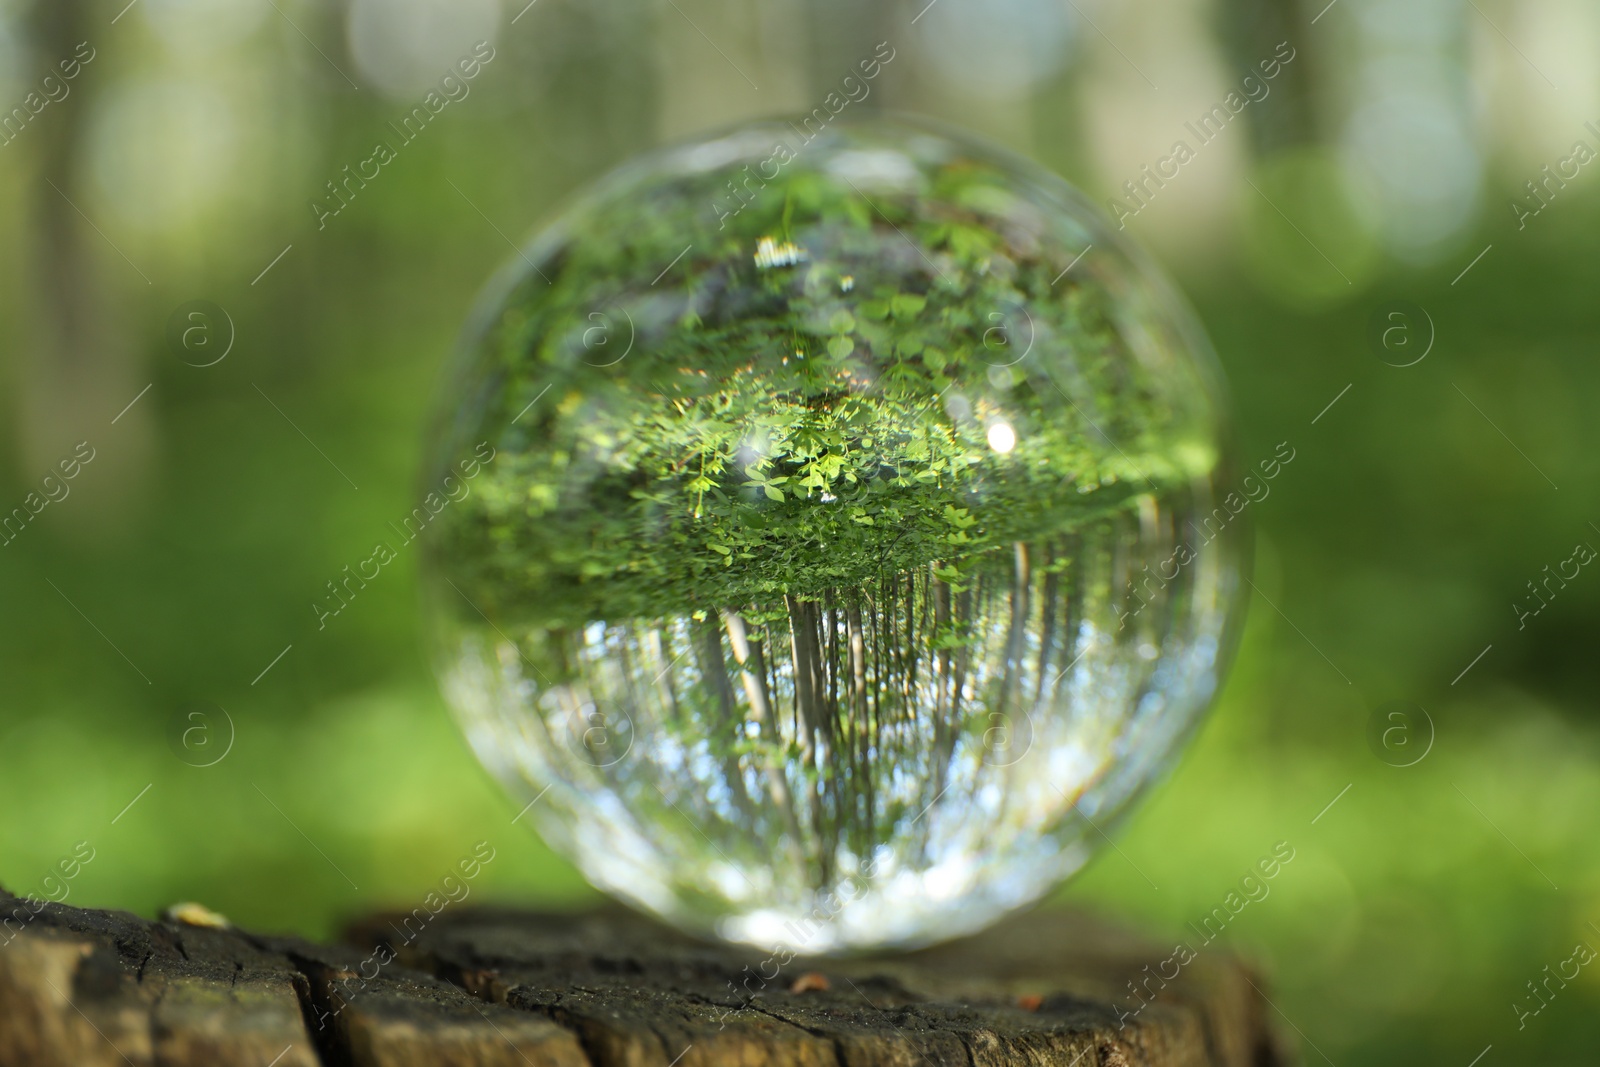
left=423, top=118, right=1245, bottom=953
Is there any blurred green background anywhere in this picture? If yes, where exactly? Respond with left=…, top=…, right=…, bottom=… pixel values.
left=2, top=0, right=1597, bottom=1062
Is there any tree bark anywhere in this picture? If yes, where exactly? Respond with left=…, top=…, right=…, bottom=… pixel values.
left=0, top=886, right=1286, bottom=1067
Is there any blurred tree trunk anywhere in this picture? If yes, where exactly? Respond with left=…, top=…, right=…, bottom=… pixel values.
left=1216, top=0, right=1324, bottom=152
left=22, top=0, right=150, bottom=522
left=797, top=0, right=895, bottom=107
left=652, top=0, right=806, bottom=142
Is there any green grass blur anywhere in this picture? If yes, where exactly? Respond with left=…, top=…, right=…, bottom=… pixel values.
left=1, top=4, right=1597, bottom=1063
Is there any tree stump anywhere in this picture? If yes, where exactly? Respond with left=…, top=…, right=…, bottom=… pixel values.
left=0, top=885, right=1286, bottom=1066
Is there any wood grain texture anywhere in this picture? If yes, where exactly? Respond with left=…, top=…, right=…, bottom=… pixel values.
left=0, top=887, right=1286, bottom=1066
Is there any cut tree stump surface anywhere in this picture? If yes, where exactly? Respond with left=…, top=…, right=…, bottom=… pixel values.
left=0, top=885, right=1286, bottom=1067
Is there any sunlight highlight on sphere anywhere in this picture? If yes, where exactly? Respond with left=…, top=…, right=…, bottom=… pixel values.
left=987, top=421, right=1017, bottom=454
left=422, top=119, right=1245, bottom=952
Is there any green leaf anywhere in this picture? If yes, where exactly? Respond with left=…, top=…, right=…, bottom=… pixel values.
left=827, top=335, right=855, bottom=360
left=763, top=484, right=785, bottom=502
left=828, top=310, right=856, bottom=334
left=891, top=293, right=927, bottom=319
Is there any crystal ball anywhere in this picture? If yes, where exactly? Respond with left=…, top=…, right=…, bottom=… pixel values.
left=422, top=118, right=1245, bottom=953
